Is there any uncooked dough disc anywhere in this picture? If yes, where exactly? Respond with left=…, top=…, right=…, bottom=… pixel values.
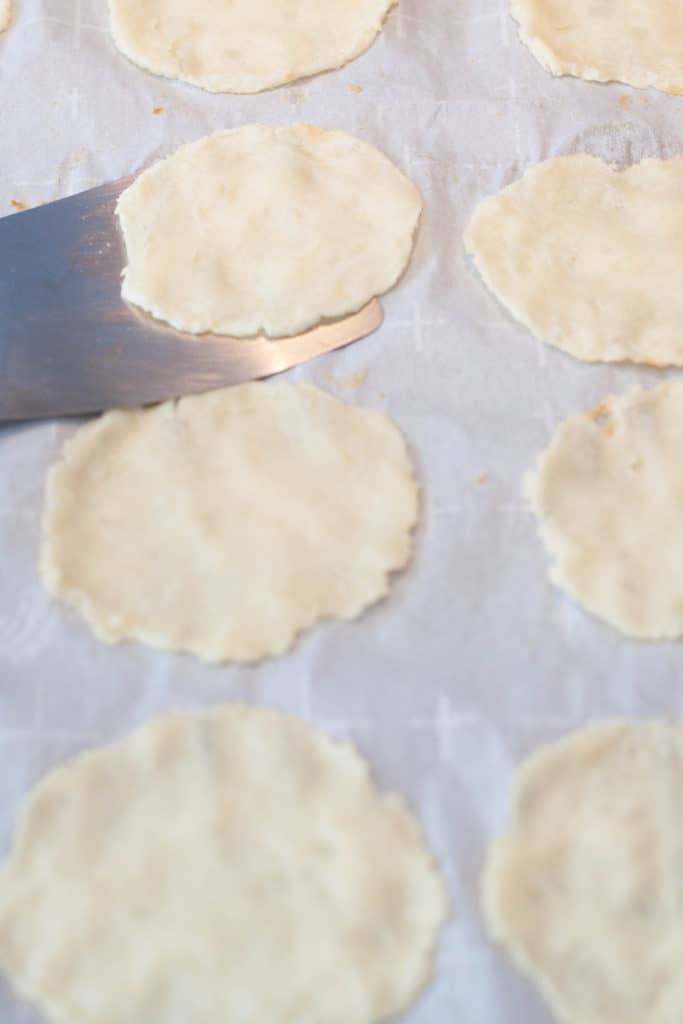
left=0, top=0, right=10, bottom=31
left=41, top=381, right=419, bottom=663
left=525, top=381, right=683, bottom=639
left=0, top=704, right=448, bottom=1024
left=485, top=721, right=683, bottom=1024
left=465, top=155, right=683, bottom=367
left=117, top=125, right=422, bottom=338
left=511, top=0, right=683, bottom=93
left=109, top=0, right=396, bottom=94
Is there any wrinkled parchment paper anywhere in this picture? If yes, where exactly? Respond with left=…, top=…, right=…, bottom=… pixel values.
left=3, top=2, right=683, bottom=1020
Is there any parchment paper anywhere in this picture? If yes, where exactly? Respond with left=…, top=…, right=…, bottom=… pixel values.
left=2, top=2, right=683, bottom=1021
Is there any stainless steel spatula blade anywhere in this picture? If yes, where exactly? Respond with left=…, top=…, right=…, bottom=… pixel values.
left=0, top=178, right=383, bottom=422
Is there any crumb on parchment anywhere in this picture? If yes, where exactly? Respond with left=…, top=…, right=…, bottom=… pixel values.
left=329, top=370, right=368, bottom=390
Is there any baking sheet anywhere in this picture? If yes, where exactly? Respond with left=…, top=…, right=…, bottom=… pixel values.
left=2, top=1, right=683, bottom=1020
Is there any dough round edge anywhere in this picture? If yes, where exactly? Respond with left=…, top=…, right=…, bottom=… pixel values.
left=464, top=155, right=613, bottom=366
left=108, top=1, right=398, bottom=94
left=509, top=0, right=683, bottom=94
left=0, top=1, right=11, bottom=33
left=40, top=384, right=421, bottom=664
left=523, top=384, right=683, bottom=639
left=482, top=721, right=636, bottom=1024
left=116, top=125, right=423, bottom=339
left=0, top=703, right=450, bottom=1023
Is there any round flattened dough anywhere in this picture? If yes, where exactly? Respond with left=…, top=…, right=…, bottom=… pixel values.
left=117, top=125, right=421, bottom=339
left=525, top=381, right=683, bottom=639
left=465, top=155, right=683, bottom=367
left=0, top=704, right=448, bottom=1024
left=511, top=0, right=683, bottom=93
left=41, top=380, right=419, bottom=663
left=0, top=0, right=10, bottom=32
left=485, top=722, right=683, bottom=1024
left=109, top=0, right=396, bottom=94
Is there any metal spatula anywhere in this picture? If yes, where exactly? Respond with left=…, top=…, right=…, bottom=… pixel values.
left=0, top=177, right=383, bottom=423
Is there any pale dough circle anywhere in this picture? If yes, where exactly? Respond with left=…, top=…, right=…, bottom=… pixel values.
left=0, top=0, right=10, bottom=32
left=117, top=125, right=422, bottom=339
left=0, top=704, right=448, bottom=1024
left=41, top=381, right=419, bottom=663
left=465, top=155, right=683, bottom=367
left=511, top=0, right=683, bottom=94
left=109, top=0, right=396, bottom=94
left=525, top=381, right=683, bottom=639
left=485, top=721, right=683, bottom=1024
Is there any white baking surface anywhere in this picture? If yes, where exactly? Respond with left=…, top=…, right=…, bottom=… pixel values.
left=2, top=2, right=683, bottom=1022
